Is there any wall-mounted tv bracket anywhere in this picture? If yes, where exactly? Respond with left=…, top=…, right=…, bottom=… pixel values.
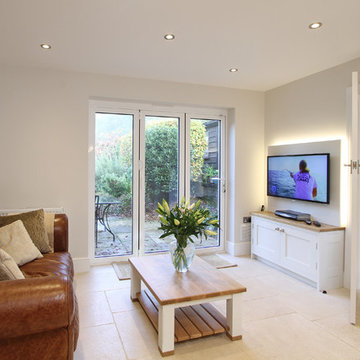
left=344, top=160, right=360, bottom=174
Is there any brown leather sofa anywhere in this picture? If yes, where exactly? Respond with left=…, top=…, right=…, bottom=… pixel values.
left=0, top=214, right=79, bottom=360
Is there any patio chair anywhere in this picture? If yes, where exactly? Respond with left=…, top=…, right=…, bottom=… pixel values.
left=95, top=195, right=116, bottom=247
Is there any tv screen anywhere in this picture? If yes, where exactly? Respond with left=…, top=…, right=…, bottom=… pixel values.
left=267, top=153, right=330, bottom=204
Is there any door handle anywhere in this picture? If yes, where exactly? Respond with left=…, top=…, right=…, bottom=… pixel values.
left=344, top=160, right=360, bottom=174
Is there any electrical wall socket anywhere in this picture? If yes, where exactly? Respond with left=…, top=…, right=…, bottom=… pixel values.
left=243, top=216, right=251, bottom=223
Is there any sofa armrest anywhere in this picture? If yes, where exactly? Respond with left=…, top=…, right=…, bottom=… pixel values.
left=54, top=214, right=68, bottom=252
left=0, top=276, right=75, bottom=340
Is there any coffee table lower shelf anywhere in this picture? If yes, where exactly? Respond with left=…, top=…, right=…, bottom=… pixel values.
left=137, top=289, right=229, bottom=343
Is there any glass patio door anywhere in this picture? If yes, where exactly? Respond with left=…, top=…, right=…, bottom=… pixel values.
left=94, top=112, right=138, bottom=258
left=186, top=116, right=224, bottom=248
left=140, top=114, right=184, bottom=253
left=91, top=103, right=225, bottom=260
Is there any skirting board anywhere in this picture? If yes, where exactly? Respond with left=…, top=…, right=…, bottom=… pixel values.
left=225, top=241, right=250, bottom=256
left=73, top=257, right=90, bottom=273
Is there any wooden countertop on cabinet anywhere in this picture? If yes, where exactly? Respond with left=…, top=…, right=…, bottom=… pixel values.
left=250, top=211, right=345, bottom=232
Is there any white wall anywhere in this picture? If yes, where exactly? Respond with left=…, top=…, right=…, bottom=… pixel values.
left=265, top=56, right=360, bottom=288
left=265, top=57, right=360, bottom=148
left=0, top=64, right=264, bottom=269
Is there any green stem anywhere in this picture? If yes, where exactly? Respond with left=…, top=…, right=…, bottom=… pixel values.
left=173, top=246, right=188, bottom=271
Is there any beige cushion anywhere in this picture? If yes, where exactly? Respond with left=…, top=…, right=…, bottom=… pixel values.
left=0, top=248, right=25, bottom=280
left=0, top=220, right=43, bottom=266
left=0, top=209, right=51, bottom=253
left=0, top=267, right=11, bottom=281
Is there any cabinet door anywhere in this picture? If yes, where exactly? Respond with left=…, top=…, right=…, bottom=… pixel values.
left=252, top=218, right=281, bottom=265
left=280, top=226, right=317, bottom=281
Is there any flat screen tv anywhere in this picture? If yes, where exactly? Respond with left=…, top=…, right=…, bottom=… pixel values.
left=267, top=153, right=330, bottom=204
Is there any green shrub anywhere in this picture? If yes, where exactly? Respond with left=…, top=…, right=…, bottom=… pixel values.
left=202, top=164, right=219, bottom=183
left=95, top=141, right=132, bottom=215
left=95, top=120, right=208, bottom=216
left=190, top=121, right=207, bottom=181
left=144, top=121, right=178, bottom=207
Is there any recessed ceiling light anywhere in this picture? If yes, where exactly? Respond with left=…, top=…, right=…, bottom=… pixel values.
left=40, top=43, right=51, bottom=49
left=309, top=22, right=322, bottom=29
left=164, top=34, right=175, bottom=40
left=229, top=68, right=238, bottom=73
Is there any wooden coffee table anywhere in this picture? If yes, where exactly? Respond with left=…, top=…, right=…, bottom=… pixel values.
left=129, top=254, right=246, bottom=357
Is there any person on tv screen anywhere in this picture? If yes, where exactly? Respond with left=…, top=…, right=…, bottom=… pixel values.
left=290, top=160, right=317, bottom=200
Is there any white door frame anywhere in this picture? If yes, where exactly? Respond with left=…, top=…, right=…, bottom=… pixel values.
left=89, top=100, right=227, bottom=264
left=88, top=100, right=140, bottom=264
left=349, top=72, right=360, bottom=324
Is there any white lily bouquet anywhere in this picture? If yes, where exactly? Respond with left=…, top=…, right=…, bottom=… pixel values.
left=156, top=197, right=219, bottom=272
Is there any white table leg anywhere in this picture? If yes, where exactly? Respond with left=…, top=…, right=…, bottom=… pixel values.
left=130, top=266, right=141, bottom=301
left=226, top=293, right=243, bottom=340
left=158, top=304, right=175, bottom=356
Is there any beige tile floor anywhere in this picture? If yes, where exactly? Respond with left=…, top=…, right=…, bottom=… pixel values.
left=74, top=255, right=360, bottom=360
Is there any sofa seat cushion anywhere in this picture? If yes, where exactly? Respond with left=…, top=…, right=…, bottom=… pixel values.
left=20, top=252, right=74, bottom=280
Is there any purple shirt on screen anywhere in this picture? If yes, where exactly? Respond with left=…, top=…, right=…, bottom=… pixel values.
left=293, top=171, right=317, bottom=200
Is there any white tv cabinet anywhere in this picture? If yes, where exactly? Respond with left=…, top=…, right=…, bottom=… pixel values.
left=251, top=211, right=345, bottom=291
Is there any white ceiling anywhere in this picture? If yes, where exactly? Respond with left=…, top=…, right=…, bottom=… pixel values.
left=1, top=0, right=360, bottom=91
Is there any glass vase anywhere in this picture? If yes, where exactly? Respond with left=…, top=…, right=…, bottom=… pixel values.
left=169, top=239, right=195, bottom=272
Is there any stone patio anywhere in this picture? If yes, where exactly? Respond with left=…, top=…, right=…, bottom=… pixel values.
left=95, top=216, right=219, bottom=257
